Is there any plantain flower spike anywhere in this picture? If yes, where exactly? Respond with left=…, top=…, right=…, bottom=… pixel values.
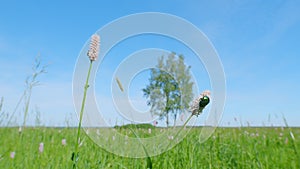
left=87, top=34, right=100, bottom=61
left=190, top=90, right=211, bottom=116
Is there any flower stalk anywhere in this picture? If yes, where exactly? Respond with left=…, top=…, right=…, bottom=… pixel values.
left=72, top=34, right=100, bottom=168
left=166, top=90, right=210, bottom=150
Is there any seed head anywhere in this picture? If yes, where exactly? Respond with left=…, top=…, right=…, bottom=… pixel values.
left=87, top=34, right=100, bottom=61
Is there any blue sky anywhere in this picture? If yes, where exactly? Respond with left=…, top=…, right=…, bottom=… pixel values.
left=0, top=0, right=299, bottom=127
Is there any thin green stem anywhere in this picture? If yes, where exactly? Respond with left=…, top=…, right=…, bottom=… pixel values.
left=129, top=127, right=152, bottom=169
left=165, top=113, right=193, bottom=151
left=22, top=88, right=32, bottom=128
left=73, top=60, right=93, bottom=168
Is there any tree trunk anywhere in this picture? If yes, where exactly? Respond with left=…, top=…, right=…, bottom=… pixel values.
left=166, top=110, right=169, bottom=127
left=173, top=113, right=177, bottom=127
left=165, top=91, right=170, bottom=127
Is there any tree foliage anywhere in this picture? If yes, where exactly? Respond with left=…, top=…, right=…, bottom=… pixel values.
left=143, top=53, right=194, bottom=126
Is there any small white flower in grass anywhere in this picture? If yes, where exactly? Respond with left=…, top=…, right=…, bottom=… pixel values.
left=18, top=127, right=22, bottom=134
left=285, top=137, right=289, bottom=144
left=10, top=152, right=15, bottom=159
left=39, top=143, right=44, bottom=153
left=62, top=139, right=67, bottom=146
left=148, top=128, right=152, bottom=134
left=263, top=134, right=266, bottom=139
left=168, top=135, right=174, bottom=140
left=87, top=34, right=100, bottom=61
left=279, top=133, right=283, bottom=137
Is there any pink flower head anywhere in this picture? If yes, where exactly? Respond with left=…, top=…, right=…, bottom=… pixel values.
left=62, top=139, right=67, bottom=146
left=10, top=152, right=15, bottom=159
left=87, top=34, right=100, bottom=61
left=39, top=142, right=44, bottom=153
left=200, top=90, right=210, bottom=97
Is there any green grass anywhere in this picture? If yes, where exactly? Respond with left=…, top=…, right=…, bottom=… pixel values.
left=0, top=127, right=299, bottom=169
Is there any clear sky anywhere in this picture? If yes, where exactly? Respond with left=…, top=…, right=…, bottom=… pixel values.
left=0, top=0, right=299, bottom=127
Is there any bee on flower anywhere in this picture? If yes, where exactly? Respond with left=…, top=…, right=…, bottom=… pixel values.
left=190, top=90, right=211, bottom=116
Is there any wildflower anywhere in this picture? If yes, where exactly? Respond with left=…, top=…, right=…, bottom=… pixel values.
left=148, top=128, right=152, bottom=134
left=39, top=142, right=44, bottom=153
left=10, top=152, right=15, bottom=159
left=62, top=139, right=67, bottom=146
left=262, top=134, right=266, bottom=139
left=285, top=137, right=289, bottom=144
left=87, top=34, right=100, bottom=61
left=190, top=90, right=211, bottom=116
left=168, top=135, right=174, bottom=140
left=96, top=129, right=101, bottom=136
left=18, top=127, right=22, bottom=134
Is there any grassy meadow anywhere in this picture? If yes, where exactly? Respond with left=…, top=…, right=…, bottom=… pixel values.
left=0, top=48, right=299, bottom=169
left=0, top=126, right=299, bottom=169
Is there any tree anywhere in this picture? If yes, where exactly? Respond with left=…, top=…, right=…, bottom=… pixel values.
left=143, top=53, right=194, bottom=127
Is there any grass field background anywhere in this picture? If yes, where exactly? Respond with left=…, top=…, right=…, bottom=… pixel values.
left=0, top=126, right=299, bottom=168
